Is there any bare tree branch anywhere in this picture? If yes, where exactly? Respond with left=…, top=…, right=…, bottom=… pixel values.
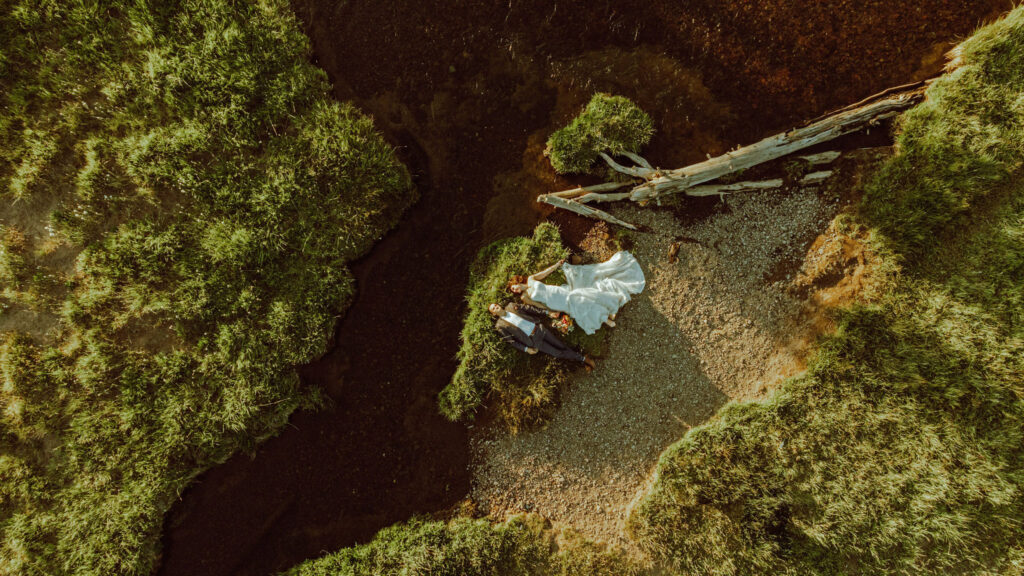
left=619, top=150, right=654, bottom=170
left=538, top=194, right=638, bottom=230
left=599, top=152, right=655, bottom=179
left=547, top=181, right=633, bottom=200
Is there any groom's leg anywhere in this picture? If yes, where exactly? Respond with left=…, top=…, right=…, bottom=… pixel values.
left=540, top=328, right=565, bottom=348
left=534, top=326, right=585, bottom=363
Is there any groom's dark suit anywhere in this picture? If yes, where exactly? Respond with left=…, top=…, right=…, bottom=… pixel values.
left=494, top=302, right=585, bottom=362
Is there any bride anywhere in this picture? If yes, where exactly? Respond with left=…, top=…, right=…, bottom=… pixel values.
left=509, top=251, right=646, bottom=335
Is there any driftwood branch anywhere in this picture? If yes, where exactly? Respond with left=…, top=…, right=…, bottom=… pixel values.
left=619, top=150, right=654, bottom=170
left=539, top=195, right=638, bottom=230
left=799, top=151, right=842, bottom=165
left=547, top=181, right=633, bottom=200
left=799, top=170, right=834, bottom=186
left=684, top=179, right=785, bottom=197
left=599, top=152, right=655, bottom=179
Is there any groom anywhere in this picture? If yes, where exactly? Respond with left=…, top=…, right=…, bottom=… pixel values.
left=488, top=302, right=596, bottom=370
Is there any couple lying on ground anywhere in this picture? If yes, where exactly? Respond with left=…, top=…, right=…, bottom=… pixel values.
left=488, top=251, right=646, bottom=370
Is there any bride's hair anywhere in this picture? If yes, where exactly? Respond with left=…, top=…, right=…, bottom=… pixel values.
left=507, top=275, right=527, bottom=292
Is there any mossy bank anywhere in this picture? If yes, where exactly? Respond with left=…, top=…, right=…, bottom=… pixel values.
left=0, top=1, right=411, bottom=574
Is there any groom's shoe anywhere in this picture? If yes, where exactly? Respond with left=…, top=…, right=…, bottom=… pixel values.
left=583, top=355, right=596, bottom=371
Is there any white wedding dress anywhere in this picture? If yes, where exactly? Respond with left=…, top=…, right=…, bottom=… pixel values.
left=527, top=251, right=646, bottom=335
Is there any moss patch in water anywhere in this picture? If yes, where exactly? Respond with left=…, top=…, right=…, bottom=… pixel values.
left=545, top=94, right=654, bottom=175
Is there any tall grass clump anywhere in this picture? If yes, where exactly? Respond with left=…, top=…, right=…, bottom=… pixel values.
left=0, top=1, right=412, bottom=574
left=440, top=222, right=608, bottom=429
left=281, top=515, right=641, bottom=576
left=628, top=9, right=1024, bottom=575
left=439, top=223, right=570, bottom=428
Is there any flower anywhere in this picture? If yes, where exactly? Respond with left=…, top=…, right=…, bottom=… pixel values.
left=554, top=313, right=574, bottom=335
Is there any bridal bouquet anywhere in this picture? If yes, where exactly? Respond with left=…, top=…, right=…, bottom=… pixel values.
left=554, top=313, right=574, bottom=335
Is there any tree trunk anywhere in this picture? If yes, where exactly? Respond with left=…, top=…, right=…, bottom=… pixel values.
left=629, top=80, right=927, bottom=201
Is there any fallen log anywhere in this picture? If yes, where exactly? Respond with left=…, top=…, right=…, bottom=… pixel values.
left=630, top=80, right=928, bottom=201
left=539, top=80, right=929, bottom=227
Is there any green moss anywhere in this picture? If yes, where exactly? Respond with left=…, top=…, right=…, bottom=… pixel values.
left=546, top=94, right=654, bottom=175
left=629, top=9, right=1024, bottom=575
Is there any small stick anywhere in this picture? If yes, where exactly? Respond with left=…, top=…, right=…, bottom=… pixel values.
left=538, top=195, right=638, bottom=230
left=619, top=150, right=654, bottom=170
left=799, top=171, right=834, bottom=186
left=599, top=152, right=656, bottom=179
left=547, top=181, right=632, bottom=199
left=798, top=151, right=841, bottom=165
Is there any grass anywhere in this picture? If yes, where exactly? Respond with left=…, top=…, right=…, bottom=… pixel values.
left=628, top=8, right=1024, bottom=575
left=0, top=1, right=412, bottom=575
left=280, top=514, right=642, bottom=576
left=545, top=94, right=654, bottom=175
left=439, top=223, right=587, bottom=429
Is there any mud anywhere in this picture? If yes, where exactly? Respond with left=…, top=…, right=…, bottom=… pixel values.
left=157, top=1, right=1008, bottom=575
